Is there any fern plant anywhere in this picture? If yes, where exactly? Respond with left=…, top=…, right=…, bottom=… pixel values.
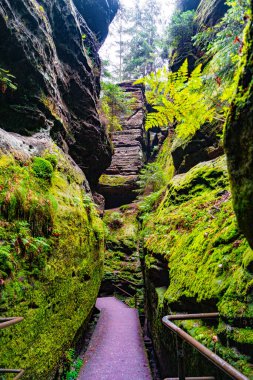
left=135, top=60, right=215, bottom=139
left=136, top=162, right=166, bottom=193
left=0, top=68, right=17, bottom=93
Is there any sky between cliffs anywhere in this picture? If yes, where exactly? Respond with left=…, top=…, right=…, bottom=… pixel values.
left=100, top=0, right=176, bottom=76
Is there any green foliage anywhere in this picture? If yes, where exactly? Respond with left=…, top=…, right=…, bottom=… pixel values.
left=0, top=68, right=17, bottom=93
left=100, top=82, right=135, bottom=132
left=190, top=0, right=251, bottom=124
left=0, top=220, right=51, bottom=279
left=136, top=60, right=215, bottom=139
left=0, top=245, right=13, bottom=278
left=122, top=0, right=161, bottom=78
left=162, top=10, right=197, bottom=71
left=193, top=0, right=250, bottom=80
left=107, top=212, right=124, bottom=229
left=138, top=190, right=163, bottom=217
left=32, top=157, right=54, bottom=180
left=103, top=207, right=143, bottom=311
left=63, top=349, right=83, bottom=380
left=44, top=154, right=58, bottom=168
left=137, top=162, right=166, bottom=193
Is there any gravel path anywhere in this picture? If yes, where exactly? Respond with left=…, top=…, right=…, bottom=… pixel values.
left=78, top=297, right=152, bottom=380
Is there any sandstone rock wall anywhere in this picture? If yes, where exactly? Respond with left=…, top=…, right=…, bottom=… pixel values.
left=0, top=131, right=105, bottom=379
left=0, top=0, right=118, bottom=377
left=98, top=82, right=146, bottom=208
left=224, top=3, right=253, bottom=248
left=0, top=0, right=118, bottom=184
left=141, top=151, right=253, bottom=378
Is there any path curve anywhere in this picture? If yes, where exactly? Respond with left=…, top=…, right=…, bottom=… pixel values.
left=78, top=297, right=152, bottom=380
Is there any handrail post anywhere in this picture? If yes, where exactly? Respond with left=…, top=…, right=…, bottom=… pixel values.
left=176, top=336, right=186, bottom=380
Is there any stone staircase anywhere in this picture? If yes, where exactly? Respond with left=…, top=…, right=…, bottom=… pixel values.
left=98, top=82, right=146, bottom=209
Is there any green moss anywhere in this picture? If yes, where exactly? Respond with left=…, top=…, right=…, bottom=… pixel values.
left=103, top=206, right=143, bottom=309
left=99, top=174, right=130, bottom=187
left=32, top=157, right=54, bottom=180
left=142, top=156, right=253, bottom=319
left=43, top=153, right=58, bottom=169
left=0, top=148, right=104, bottom=379
left=141, top=152, right=253, bottom=377
left=178, top=319, right=253, bottom=377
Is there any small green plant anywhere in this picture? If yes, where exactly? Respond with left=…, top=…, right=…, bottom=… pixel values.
left=108, top=212, right=124, bottom=229
left=0, top=68, right=17, bottom=93
left=0, top=245, right=13, bottom=278
left=32, top=157, right=54, bottom=180
left=137, top=162, right=166, bottom=193
left=138, top=190, right=163, bottom=216
left=63, top=349, right=83, bottom=380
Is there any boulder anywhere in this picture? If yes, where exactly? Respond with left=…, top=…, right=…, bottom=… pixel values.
left=171, top=122, right=223, bottom=174
left=0, top=128, right=105, bottom=379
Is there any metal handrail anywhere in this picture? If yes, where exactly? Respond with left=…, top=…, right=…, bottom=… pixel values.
left=113, top=284, right=138, bottom=308
left=113, top=284, right=133, bottom=298
left=162, top=313, right=249, bottom=380
left=0, top=317, right=24, bottom=329
left=0, top=369, right=25, bottom=379
left=0, top=317, right=24, bottom=378
left=115, top=275, right=140, bottom=287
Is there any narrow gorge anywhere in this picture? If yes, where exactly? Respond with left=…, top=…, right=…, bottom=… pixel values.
left=0, top=0, right=253, bottom=379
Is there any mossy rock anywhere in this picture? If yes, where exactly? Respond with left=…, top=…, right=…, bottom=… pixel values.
left=99, top=174, right=130, bottom=187
left=32, top=157, right=54, bottom=180
left=141, top=155, right=253, bottom=377
left=0, top=147, right=104, bottom=379
left=142, top=156, right=253, bottom=319
left=224, top=14, right=253, bottom=248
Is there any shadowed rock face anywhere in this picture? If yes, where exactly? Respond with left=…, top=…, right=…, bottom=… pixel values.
left=225, top=11, right=253, bottom=248
left=0, top=0, right=118, bottom=184
left=73, top=0, right=119, bottom=44
left=196, top=0, right=228, bottom=27
left=171, top=122, right=224, bottom=174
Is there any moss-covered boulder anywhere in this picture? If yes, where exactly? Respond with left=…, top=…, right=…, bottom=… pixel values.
left=141, top=155, right=253, bottom=378
left=0, top=131, right=104, bottom=379
left=224, top=7, right=253, bottom=248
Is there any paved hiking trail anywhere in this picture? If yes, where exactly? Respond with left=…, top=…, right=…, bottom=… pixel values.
left=78, top=296, right=152, bottom=380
